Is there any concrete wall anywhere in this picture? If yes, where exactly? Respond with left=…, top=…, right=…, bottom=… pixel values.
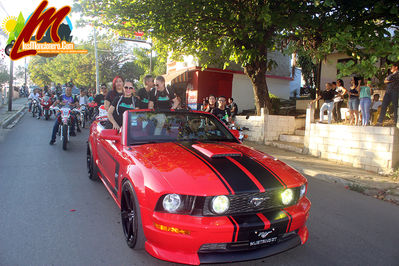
left=304, top=107, right=399, bottom=173
left=235, top=115, right=264, bottom=142
left=235, top=110, right=300, bottom=143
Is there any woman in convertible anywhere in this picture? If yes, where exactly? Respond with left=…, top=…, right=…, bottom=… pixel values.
left=107, top=80, right=139, bottom=130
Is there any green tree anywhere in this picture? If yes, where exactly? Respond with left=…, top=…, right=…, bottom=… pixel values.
left=0, top=59, right=10, bottom=85
left=287, top=1, right=399, bottom=89
left=79, top=0, right=329, bottom=114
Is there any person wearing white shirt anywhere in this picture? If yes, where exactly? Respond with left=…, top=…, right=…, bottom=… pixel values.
left=28, top=88, right=42, bottom=117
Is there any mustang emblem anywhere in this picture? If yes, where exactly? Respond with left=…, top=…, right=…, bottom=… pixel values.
left=258, top=228, right=275, bottom=238
left=249, top=197, right=269, bottom=207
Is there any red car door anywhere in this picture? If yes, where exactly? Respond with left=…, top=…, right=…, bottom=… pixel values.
left=96, top=138, right=121, bottom=197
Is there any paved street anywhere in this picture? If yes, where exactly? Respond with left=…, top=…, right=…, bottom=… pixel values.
left=0, top=113, right=398, bottom=266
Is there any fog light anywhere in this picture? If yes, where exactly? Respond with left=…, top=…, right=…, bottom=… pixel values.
left=211, top=195, right=230, bottom=214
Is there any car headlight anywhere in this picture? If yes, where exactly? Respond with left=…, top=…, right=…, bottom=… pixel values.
left=163, top=194, right=182, bottom=213
left=281, top=188, right=294, bottom=205
left=299, top=184, right=307, bottom=199
left=211, top=195, right=230, bottom=214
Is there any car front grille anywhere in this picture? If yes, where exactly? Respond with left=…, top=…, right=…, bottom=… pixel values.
left=201, top=189, right=293, bottom=216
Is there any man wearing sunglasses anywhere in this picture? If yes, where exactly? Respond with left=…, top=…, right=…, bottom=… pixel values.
left=107, top=81, right=139, bottom=130
left=149, top=76, right=178, bottom=110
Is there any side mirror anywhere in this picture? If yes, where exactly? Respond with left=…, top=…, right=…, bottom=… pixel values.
left=99, top=129, right=121, bottom=142
left=230, top=129, right=240, bottom=139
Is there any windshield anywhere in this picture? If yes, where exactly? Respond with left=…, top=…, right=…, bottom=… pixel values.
left=127, top=111, right=237, bottom=144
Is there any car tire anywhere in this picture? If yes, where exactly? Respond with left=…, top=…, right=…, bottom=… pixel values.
left=87, top=145, right=98, bottom=181
left=121, top=181, right=146, bottom=250
left=62, top=125, right=68, bottom=150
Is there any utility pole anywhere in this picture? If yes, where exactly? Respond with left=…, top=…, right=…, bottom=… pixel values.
left=24, top=57, right=27, bottom=89
left=118, top=37, right=153, bottom=73
left=8, top=59, right=13, bottom=111
left=93, top=26, right=100, bottom=94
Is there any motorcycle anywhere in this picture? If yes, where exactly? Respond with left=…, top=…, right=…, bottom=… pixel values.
left=41, top=96, right=53, bottom=120
left=31, top=99, right=40, bottom=118
left=51, top=106, right=77, bottom=150
left=77, top=104, right=88, bottom=128
left=229, top=123, right=249, bottom=142
left=87, top=101, right=98, bottom=121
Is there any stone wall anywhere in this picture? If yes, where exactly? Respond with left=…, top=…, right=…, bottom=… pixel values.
left=235, top=109, right=300, bottom=143
left=235, top=115, right=264, bottom=142
left=264, top=115, right=296, bottom=143
left=304, top=106, right=399, bottom=174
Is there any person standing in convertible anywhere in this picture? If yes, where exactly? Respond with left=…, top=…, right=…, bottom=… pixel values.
left=104, top=76, right=124, bottom=111
left=107, top=80, right=139, bottom=130
left=149, top=76, right=178, bottom=110
left=137, top=75, right=154, bottom=109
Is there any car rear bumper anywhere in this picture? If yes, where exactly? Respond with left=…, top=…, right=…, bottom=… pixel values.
left=143, top=197, right=310, bottom=265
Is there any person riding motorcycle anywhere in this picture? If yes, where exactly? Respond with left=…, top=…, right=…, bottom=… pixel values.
left=49, top=85, right=80, bottom=145
left=28, top=88, right=43, bottom=119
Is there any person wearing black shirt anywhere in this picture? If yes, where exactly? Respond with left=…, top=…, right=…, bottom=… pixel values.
left=205, top=95, right=217, bottom=113
left=377, top=62, right=399, bottom=126
left=94, top=84, right=108, bottom=106
left=107, top=81, right=138, bottom=130
left=211, top=96, right=232, bottom=125
left=227, top=97, right=238, bottom=117
left=137, top=75, right=154, bottom=109
left=149, top=76, right=178, bottom=110
left=310, top=83, right=336, bottom=124
left=104, top=76, right=124, bottom=111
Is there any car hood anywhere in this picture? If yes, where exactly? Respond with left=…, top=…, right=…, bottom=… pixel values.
left=130, top=141, right=306, bottom=195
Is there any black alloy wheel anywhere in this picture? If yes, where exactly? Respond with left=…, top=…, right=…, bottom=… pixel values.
left=121, top=181, right=145, bottom=249
left=87, top=145, right=98, bottom=181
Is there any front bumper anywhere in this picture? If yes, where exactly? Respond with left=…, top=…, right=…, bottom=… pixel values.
left=142, top=196, right=310, bottom=265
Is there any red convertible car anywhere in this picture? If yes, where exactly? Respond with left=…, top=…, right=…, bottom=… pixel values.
left=87, top=110, right=310, bottom=265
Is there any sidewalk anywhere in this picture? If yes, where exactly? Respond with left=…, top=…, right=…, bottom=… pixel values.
left=0, top=97, right=28, bottom=129
left=245, top=141, right=399, bottom=205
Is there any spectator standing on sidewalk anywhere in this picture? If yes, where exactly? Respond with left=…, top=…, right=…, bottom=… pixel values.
left=348, top=77, right=360, bottom=125
left=205, top=95, right=217, bottom=113
left=212, top=96, right=232, bottom=124
left=376, top=62, right=399, bottom=126
left=310, top=83, right=336, bottom=124
left=227, top=97, right=238, bottom=118
left=359, top=78, right=372, bottom=126
left=332, top=79, right=347, bottom=123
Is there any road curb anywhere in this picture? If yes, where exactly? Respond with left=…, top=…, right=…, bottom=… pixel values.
left=1, top=105, right=27, bottom=129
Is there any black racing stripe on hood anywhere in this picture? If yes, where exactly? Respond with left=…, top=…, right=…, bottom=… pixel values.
left=174, top=143, right=233, bottom=194
left=233, top=156, right=284, bottom=189
left=179, top=142, right=260, bottom=193
left=218, top=143, right=287, bottom=189
left=230, top=214, right=265, bottom=242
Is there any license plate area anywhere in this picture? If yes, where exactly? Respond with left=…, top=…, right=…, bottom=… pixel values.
left=249, top=228, right=278, bottom=247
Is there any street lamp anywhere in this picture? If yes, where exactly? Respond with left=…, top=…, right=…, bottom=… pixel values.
left=118, top=37, right=153, bottom=73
